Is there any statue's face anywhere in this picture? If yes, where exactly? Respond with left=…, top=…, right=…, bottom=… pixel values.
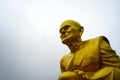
left=59, top=23, right=80, bottom=44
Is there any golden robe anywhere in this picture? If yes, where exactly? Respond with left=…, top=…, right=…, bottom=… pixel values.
left=60, top=36, right=120, bottom=80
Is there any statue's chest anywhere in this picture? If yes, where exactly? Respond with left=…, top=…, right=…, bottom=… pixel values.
left=73, top=48, right=100, bottom=71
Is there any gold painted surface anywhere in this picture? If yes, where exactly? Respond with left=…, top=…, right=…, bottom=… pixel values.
left=58, top=20, right=120, bottom=80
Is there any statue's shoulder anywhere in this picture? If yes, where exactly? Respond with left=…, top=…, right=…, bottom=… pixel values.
left=60, top=54, right=68, bottom=62
left=84, top=35, right=110, bottom=45
left=82, top=35, right=110, bottom=47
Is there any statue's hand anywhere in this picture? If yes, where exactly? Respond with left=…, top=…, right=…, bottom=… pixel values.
left=74, top=70, right=89, bottom=80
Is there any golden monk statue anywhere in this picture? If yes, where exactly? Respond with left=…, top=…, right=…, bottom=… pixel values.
left=58, top=20, right=120, bottom=80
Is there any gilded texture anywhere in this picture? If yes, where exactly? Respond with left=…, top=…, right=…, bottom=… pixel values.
left=58, top=20, right=120, bottom=80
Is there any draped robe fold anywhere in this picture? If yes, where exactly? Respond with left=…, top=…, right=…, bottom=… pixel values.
left=60, top=36, right=120, bottom=80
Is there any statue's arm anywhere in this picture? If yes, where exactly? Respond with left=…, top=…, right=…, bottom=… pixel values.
left=91, top=36, right=120, bottom=80
left=60, top=55, right=66, bottom=73
left=99, top=36, right=120, bottom=68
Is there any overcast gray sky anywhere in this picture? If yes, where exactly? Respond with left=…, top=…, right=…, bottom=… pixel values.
left=0, top=0, right=120, bottom=80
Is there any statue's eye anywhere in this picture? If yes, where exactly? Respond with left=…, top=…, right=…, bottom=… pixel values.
left=60, top=25, right=71, bottom=33
left=63, top=25, right=71, bottom=30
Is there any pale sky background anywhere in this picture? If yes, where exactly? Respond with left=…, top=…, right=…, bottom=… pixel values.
left=0, top=0, right=120, bottom=80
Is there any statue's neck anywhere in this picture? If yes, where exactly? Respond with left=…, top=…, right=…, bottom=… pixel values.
left=66, top=39, right=82, bottom=53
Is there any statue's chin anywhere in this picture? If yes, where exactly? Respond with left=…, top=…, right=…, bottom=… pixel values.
left=61, top=38, right=71, bottom=44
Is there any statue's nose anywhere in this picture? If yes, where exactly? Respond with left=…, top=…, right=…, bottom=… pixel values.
left=61, top=30, right=66, bottom=35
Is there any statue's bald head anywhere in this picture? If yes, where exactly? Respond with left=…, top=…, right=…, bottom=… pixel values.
left=59, top=20, right=84, bottom=43
left=60, top=20, right=82, bottom=30
left=60, top=20, right=84, bottom=36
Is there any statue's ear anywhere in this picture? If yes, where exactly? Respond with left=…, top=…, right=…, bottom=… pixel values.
left=79, top=26, right=84, bottom=37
